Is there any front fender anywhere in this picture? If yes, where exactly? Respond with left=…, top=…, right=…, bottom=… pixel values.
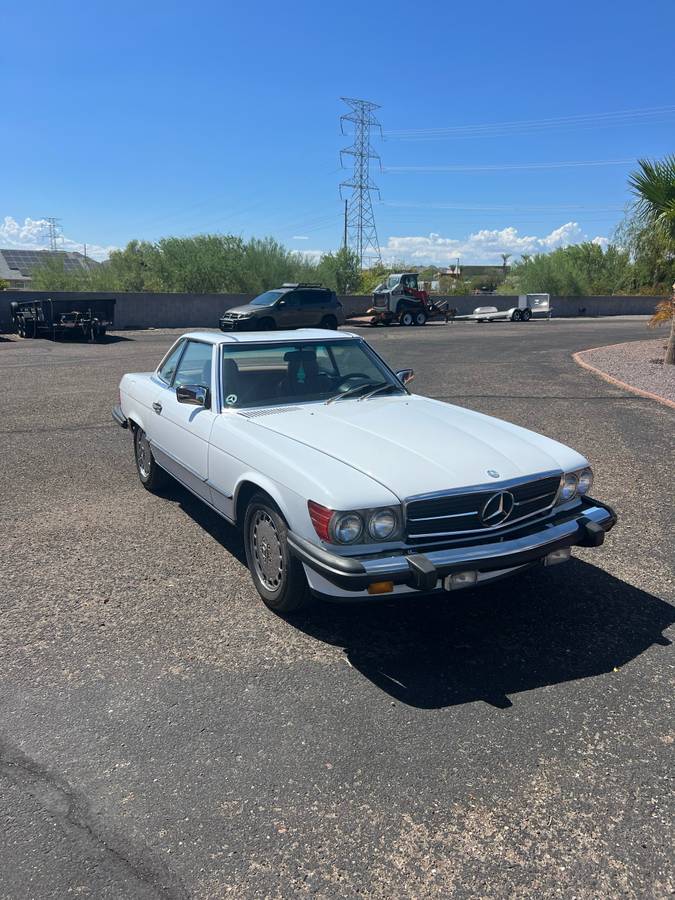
left=232, top=472, right=314, bottom=540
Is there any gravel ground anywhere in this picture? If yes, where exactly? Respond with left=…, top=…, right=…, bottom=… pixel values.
left=1, top=318, right=673, bottom=899
left=577, top=337, right=675, bottom=404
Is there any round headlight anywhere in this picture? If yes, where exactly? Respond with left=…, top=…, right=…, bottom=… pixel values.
left=559, top=472, right=579, bottom=502
left=577, top=467, right=593, bottom=495
left=332, top=512, right=363, bottom=544
left=368, top=509, right=398, bottom=540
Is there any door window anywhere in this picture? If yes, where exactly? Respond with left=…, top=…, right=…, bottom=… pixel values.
left=173, top=341, right=213, bottom=389
left=297, top=291, right=325, bottom=307
left=157, top=339, right=185, bottom=384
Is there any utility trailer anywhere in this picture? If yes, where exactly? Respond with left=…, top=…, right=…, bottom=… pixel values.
left=455, top=293, right=551, bottom=323
left=10, top=297, right=115, bottom=341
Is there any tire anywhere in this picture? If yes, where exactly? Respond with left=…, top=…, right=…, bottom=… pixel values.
left=399, top=310, right=415, bottom=326
left=244, top=492, right=310, bottom=613
left=258, top=317, right=276, bottom=331
left=414, top=311, right=427, bottom=326
left=320, top=314, right=338, bottom=330
left=522, top=308, right=532, bottom=321
left=511, top=309, right=522, bottom=322
left=134, top=427, right=169, bottom=492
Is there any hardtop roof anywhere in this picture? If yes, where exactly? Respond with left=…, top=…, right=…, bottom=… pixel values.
left=182, top=329, right=357, bottom=345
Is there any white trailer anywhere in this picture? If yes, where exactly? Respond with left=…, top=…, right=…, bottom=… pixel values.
left=457, top=293, right=552, bottom=323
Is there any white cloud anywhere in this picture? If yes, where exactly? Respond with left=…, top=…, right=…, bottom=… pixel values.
left=292, top=235, right=309, bottom=240
left=0, top=216, right=116, bottom=261
left=290, top=248, right=325, bottom=262
left=382, top=222, right=608, bottom=265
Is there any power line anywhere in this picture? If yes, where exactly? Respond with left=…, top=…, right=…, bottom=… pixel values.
left=339, top=97, right=383, bottom=266
left=385, top=159, right=634, bottom=174
left=385, top=104, right=675, bottom=141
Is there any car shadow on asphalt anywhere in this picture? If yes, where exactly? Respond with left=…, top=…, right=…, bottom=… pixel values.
left=291, top=560, right=674, bottom=710
left=164, top=483, right=248, bottom=566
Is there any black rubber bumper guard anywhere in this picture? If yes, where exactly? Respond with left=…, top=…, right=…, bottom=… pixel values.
left=287, top=497, right=617, bottom=593
left=112, top=405, right=128, bottom=428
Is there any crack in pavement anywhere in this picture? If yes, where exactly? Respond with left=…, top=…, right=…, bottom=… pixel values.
left=0, top=738, right=189, bottom=899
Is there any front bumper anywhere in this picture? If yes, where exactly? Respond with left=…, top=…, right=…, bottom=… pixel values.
left=219, top=317, right=257, bottom=332
left=287, top=498, right=616, bottom=594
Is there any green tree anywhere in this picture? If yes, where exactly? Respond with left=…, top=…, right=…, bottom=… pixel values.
left=0, top=279, right=8, bottom=290
left=629, top=155, right=675, bottom=363
left=504, top=242, right=631, bottom=296
left=316, top=247, right=361, bottom=294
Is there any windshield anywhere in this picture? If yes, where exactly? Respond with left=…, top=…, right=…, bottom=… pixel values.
left=249, top=290, right=284, bottom=307
left=221, top=339, right=404, bottom=409
left=386, top=275, right=402, bottom=289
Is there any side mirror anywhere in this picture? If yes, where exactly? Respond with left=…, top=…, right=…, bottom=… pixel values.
left=176, top=384, right=210, bottom=408
left=395, top=368, right=414, bottom=385
left=277, top=299, right=286, bottom=307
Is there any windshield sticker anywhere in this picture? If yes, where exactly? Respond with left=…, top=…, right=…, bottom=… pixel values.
left=225, top=394, right=238, bottom=405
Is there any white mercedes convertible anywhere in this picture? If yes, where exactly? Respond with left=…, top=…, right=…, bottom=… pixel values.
left=113, top=329, right=616, bottom=612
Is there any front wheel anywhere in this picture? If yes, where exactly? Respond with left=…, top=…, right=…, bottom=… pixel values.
left=134, top=427, right=169, bottom=492
left=511, top=309, right=522, bottom=322
left=244, top=493, right=310, bottom=613
left=399, top=310, right=415, bottom=326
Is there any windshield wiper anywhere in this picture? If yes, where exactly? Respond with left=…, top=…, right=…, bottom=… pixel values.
left=358, top=382, right=403, bottom=401
left=325, top=381, right=381, bottom=404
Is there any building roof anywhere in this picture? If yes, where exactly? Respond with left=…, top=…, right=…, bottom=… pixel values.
left=0, top=248, right=98, bottom=282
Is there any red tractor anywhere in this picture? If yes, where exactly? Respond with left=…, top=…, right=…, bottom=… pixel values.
left=369, top=272, right=449, bottom=326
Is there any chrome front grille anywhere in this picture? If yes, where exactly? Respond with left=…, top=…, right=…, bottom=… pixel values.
left=405, top=473, right=561, bottom=543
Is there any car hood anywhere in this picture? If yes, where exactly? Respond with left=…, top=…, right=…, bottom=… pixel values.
left=222, top=303, right=267, bottom=316
left=246, top=394, right=587, bottom=500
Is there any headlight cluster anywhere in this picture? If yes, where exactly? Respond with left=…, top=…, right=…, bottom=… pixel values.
left=308, top=500, right=401, bottom=544
left=559, top=467, right=593, bottom=502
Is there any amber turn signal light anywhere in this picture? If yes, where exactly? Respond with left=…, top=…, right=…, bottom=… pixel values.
left=367, top=581, right=394, bottom=595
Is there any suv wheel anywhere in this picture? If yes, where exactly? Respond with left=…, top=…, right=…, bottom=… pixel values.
left=258, top=317, right=276, bottom=331
left=244, top=493, right=310, bottom=613
left=320, top=314, right=338, bottom=330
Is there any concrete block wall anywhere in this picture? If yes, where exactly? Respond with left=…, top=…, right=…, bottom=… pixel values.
left=0, top=289, right=663, bottom=332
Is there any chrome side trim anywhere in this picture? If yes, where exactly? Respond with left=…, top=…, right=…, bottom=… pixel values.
left=150, top=440, right=208, bottom=483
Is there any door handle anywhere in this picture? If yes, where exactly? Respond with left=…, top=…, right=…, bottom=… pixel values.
left=152, top=402, right=162, bottom=414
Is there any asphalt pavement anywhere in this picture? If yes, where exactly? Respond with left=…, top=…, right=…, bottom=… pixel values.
left=1, top=318, right=673, bottom=898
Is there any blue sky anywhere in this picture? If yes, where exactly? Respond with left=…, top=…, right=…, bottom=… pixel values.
left=2, top=0, right=674, bottom=263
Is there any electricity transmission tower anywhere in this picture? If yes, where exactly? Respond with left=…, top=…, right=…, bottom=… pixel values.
left=45, top=217, right=62, bottom=251
left=339, top=98, right=383, bottom=267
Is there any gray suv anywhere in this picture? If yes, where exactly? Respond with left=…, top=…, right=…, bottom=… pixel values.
left=219, top=283, right=344, bottom=332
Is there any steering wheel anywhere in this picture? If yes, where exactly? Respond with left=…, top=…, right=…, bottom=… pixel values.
left=336, top=373, right=371, bottom=393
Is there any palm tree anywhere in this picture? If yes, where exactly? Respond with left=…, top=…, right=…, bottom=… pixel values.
left=629, top=156, right=675, bottom=364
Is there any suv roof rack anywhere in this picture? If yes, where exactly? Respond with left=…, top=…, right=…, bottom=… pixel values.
left=281, top=282, right=323, bottom=289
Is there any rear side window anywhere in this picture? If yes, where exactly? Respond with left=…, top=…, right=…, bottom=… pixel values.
left=174, top=341, right=214, bottom=389
left=298, top=290, right=326, bottom=307
left=157, top=339, right=185, bottom=384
